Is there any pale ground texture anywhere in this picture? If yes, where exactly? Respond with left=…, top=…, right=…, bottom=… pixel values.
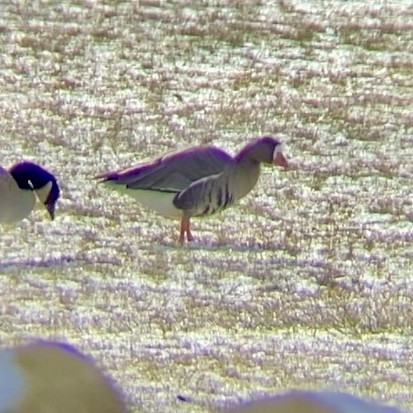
left=0, top=1, right=413, bottom=413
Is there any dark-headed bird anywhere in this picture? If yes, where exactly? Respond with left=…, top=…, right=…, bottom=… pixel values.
left=0, top=161, right=60, bottom=223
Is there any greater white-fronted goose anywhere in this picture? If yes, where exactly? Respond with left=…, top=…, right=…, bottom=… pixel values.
left=97, top=136, right=288, bottom=243
left=0, top=341, right=127, bottom=413
left=0, top=161, right=60, bottom=223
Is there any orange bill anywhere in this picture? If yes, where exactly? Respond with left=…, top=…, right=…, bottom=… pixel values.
left=274, top=152, right=289, bottom=168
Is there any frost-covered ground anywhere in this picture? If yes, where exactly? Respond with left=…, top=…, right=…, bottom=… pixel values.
left=1, top=1, right=413, bottom=412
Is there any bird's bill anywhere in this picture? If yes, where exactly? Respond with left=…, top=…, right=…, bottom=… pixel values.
left=32, top=181, right=55, bottom=219
left=273, top=151, right=289, bottom=168
left=45, top=202, right=55, bottom=220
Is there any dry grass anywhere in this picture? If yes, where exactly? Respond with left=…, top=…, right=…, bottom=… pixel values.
left=0, top=1, right=413, bottom=412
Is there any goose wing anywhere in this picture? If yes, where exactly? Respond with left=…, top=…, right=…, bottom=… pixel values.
left=98, top=146, right=234, bottom=193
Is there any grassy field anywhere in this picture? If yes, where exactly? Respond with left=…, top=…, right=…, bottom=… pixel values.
left=1, top=1, right=413, bottom=412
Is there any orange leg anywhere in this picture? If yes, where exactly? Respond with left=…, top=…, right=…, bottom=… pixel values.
left=179, top=216, right=194, bottom=244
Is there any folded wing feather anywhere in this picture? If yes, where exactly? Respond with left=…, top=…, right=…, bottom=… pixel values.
left=102, top=146, right=234, bottom=193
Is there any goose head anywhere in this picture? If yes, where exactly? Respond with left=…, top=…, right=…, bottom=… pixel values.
left=9, top=161, right=61, bottom=220
left=236, top=136, right=289, bottom=168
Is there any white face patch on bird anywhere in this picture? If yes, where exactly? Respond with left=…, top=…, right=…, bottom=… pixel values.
left=31, top=181, right=56, bottom=220
left=272, top=143, right=289, bottom=168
